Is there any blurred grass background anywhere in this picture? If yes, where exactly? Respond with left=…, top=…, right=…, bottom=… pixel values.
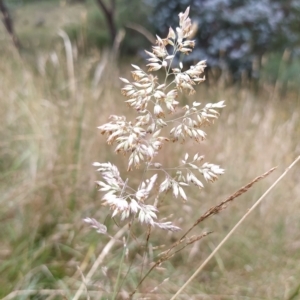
left=1, top=1, right=300, bottom=299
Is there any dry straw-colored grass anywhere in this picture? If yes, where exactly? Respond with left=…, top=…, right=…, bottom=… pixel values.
left=1, top=35, right=300, bottom=299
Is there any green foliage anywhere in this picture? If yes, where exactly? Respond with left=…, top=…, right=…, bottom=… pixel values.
left=148, top=0, right=300, bottom=77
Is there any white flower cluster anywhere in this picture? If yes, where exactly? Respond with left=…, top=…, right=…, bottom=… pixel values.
left=92, top=162, right=181, bottom=231
left=157, top=153, right=224, bottom=202
left=170, top=101, right=225, bottom=142
left=88, top=7, right=225, bottom=232
left=98, top=116, right=168, bottom=171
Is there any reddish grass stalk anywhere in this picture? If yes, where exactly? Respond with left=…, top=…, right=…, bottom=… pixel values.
left=129, top=166, right=276, bottom=297
left=171, top=155, right=300, bottom=300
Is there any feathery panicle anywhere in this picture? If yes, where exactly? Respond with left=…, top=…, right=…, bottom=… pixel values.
left=86, top=6, right=225, bottom=231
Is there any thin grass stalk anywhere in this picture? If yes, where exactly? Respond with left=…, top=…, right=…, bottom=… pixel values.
left=77, top=267, right=90, bottom=300
left=125, top=23, right=156, bottom=44
left=171, top=155, right=300, bottom=300
left=70, top=102, right=85, bottom=210
left=165, top=166, right=276, bottom=256
left=112, top=238, right=127, bottom=300
left=73, top=224, right=127, bottom=300
left=58, top=30, right=76, bottom=98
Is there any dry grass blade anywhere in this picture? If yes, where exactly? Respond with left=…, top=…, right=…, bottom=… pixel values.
left=58, top=29, right=76, bottom=97
left=77, top=266, right=90, bottom=300
left=171, top=156, right=300, bottom=300
left=73, top=224, right=127, bottom=300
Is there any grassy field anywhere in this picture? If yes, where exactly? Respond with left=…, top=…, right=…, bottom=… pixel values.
left=1, top=2, right=300, bottom=300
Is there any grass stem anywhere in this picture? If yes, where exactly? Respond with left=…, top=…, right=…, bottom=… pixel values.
left=171, top=155, right=300, bottom=300
left=73, top=225, right=127, bottom=300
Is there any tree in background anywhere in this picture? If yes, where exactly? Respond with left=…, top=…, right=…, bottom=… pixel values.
left=95, top=0, right=116, bottom=45
left=64, top=0, right=153, bottom=55
left=147, top=0, right=300, bottom=78
left=93, top=0, right=153, bottom=49
left=0, top=0, right=20, bottom=48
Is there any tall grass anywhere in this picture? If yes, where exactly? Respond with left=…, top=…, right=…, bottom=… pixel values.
left=1, top=36, right=300, bottom=299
